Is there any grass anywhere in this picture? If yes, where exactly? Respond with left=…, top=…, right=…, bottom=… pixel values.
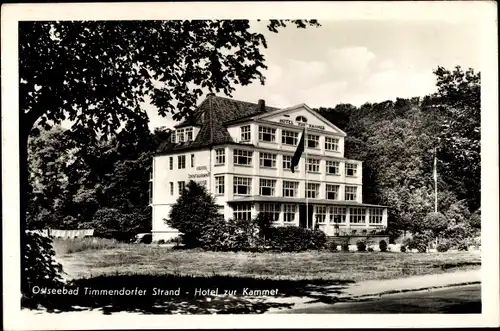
left=54, top=239, right=481, bottom=282
left=53, top=237, right=133, bottom=255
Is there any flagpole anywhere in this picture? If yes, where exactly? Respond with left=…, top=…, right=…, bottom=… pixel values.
left=305, top=125, right=309, bottom=229
left=434, top=147, right=438, bottom=213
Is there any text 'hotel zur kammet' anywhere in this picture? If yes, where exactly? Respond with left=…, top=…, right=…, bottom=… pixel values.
left=150, top=94, right=388, bottom=242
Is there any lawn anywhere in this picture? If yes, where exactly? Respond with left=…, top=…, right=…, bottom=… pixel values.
left=54, top=239, right=481, bottom=282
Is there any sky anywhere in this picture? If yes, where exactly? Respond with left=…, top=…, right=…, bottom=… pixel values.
left=146, top=19, right=484, bottom=130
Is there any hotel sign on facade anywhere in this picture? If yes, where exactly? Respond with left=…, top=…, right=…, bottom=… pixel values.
left=279, top=119, right=325, bottom=131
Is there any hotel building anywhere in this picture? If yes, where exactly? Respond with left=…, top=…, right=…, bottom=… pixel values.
left=151, top=94, right=388, bottom=242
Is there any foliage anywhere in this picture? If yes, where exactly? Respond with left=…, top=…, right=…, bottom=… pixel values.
left=400, top=245, right=407, bottom=253
left=198, top=216, right=235, bottom=251
left=421, top=212, right=448, bottom=238
left=254, top=212, right=274, bottom=244
left=403, top=231, right=433, bottom=253
left=88, top=207, right=149, bottom=241
left=268, top=227, right=326, bottom=252
left=22, top=232, right=64, bottom=308
left=167, top=180, right=220, bottom=248
left=436, top=242, right=451, bottom=252
left=328, top=241, right=338, bottom=252
left=379, top=240, right=388, bottom=252
left=469, top=209, right=481, bottom=229
left=367, top=247, right=374, bottom=252
left=356, top=240, right=367, bottom=252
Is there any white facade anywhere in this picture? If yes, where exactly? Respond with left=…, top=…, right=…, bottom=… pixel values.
left=151, top=104, right=388, bottom=242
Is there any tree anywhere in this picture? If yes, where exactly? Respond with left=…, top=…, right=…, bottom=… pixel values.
left=421, top=212, right=448, bottom=240
left=167, top=180, right=220, bottom=248
left=20, top=19, right=320, bottom=303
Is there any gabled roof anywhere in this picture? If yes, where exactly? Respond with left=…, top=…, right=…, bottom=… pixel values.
left=157, top=95, right=278, bottom=154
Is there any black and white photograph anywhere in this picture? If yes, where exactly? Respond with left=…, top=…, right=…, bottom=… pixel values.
left=2, top=1, right=499, bottom=329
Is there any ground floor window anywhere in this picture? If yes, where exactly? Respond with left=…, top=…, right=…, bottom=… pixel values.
left=314, top=205, right=327, bottom=224
left=350, top=207, right=366, bottom=224
left=329, top=206, right=346, bottom=223
left=369, top=208, right=383, bottom=224
left=283, top=204, right=296, bottom=223
left=233, top=203, right=252, bottom=220
left=261, top=203, right=280, bottom=222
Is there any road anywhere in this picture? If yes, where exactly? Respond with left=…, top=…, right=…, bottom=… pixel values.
left=277, top=284, right=481, bottom=314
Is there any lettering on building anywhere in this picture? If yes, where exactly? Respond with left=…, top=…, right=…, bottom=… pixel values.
left=279, top=119, right=325, bottom=130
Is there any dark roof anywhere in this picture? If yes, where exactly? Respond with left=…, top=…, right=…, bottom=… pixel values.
left=157, top=95, right=278, bottom=154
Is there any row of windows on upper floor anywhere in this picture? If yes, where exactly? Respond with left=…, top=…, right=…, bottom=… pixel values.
left=166, top=150, right=359, bottom=176
left=156, top=178, right=360, bottom=201
left=170, top=125, right=341, bottom=152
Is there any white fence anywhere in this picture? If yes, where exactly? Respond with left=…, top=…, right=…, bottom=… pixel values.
left=28, top=229, right=94, bottom=239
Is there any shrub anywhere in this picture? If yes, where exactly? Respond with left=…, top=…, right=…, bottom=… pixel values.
left=254, top=212, right=273, bottom=244
left=422, top=212, right=448, bottom=239
left=328, top=241, right=338, bottom=252
left=436, top=242, right=450, bottom=252
left=167, top=181, right=219, bottom=248
left=469, top=209, right=481, bottom=229
left=198, top=216, right=234, bottom=251
left=157, top=239, right=165, bottom=245
left=404, top=232, right=431, bottom=253
left=356, top=240, right=367, bottom=252
left=367, top=247, right=374, bottom=252
left=379, top=240, right=388, bottom=252
left=22, top=231, right=63, bottom=308
left=341, top=242, right=350, bottom=252
left=268, top=226, right=325, bottom=252
left=400, top=245, right=407, bottom=253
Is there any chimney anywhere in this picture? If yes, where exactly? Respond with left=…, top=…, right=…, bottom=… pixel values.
left=258, top=99, right=265, bottom=112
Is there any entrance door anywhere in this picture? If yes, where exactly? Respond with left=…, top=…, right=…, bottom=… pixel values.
left=299, top=205, right=314, bottom=228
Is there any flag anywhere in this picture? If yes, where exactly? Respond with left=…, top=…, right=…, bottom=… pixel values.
left=290, top=129, right=306, bottom=173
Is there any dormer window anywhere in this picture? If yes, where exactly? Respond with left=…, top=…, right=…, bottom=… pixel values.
left=186, top=128, right=193, bottom=142
left=177, top=129, right=185, bottom=143
left=241, top=125, right=251, bottom=142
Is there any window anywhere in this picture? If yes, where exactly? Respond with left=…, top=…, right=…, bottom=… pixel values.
left=307, top=158, right=320, bottom=173
left=148, top=182, right=153, bottom=204
left=178, top=155, right=186, bottom=169
left=169, top=157, right=173, bottom=170
left=233, top=177, right=252, bottom=195
left=191, top=154, right=195, bottom=168
left=170, top=182, right=174, bottom=195
left=283, top=204, right=296, bottom=223
left=296, top=115, right=307, bottom=123
left=346, top=163, right=358, bottom=177
left=325, top=137, right=339, bottom=151
left=170, top=132, right=176, bottom=143
left=282, top=130, right=298, bottom=146
left=326, top=160, right=340, bottom=175
left=350, top=208, right=366, bottom=224
left=215, top=148, right=225, bottom=165
left=233, top=203, right=252, bottom=221
left=260, top=179, right=276, bottom=196
left=258, top=126, right=276, bottom=142
left=283, top=155, right=293, bottom=171
left=261, top=203, right=280, bottom=222
left=178, top=181, right=185, bottom=194
left=241, top=125, right=251, bottom=142
left=186, top=128, right=193, bottom=142
left=315, top=205, right=327, bottom=224
left=233, top=149, right=252, bottom=166
left=329, top=207, right=346, bottom=223
left=369, top=208, right=384, bottom=224
left=307, top=134, right=319, bottom=148
left=177, top=129, right=185, bottom=143
left=215, top=176, right=225, bottom=195
left=283, top=181, right=299, bottom=197
left=197, top=180, right=207, bottom=188
left=345, top=186, right=357, bottom=201
left=326, top=184, right=339, bottom=200
left=259, top=152, right=277, bottom=168
left=306, top=183, right=320, bottom=198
